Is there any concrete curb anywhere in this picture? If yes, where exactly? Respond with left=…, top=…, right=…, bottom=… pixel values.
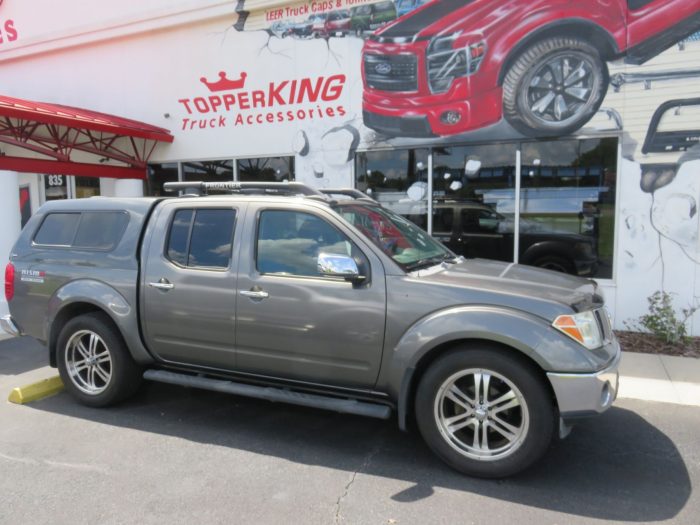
left=8, top=376, right=64, bottom=404
left=618, top=352, right=700, bottom=407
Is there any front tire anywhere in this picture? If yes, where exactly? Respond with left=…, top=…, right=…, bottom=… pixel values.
left=57, top=313, right=142, bottom=407
left=415, top=346, right=555, bottom=478
left=503, top=37, right=609, bottom=137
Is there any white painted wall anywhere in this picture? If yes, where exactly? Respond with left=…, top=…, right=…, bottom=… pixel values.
left=0, top=171, right=22, bottom=318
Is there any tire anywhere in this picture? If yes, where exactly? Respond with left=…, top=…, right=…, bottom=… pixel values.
left=57, top=313, right=142, bottom=407
left=532, top=255, right=575, bottom=275
left=503, top=37, right=609, bottom=138
left=415, top=346, right=555, bottom=478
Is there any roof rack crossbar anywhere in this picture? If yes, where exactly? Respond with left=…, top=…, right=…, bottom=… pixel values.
left=163, top=181, right=325, bottom=197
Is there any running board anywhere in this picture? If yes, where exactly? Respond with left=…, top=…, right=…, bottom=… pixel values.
left=143, top=369, right=393, bottom=420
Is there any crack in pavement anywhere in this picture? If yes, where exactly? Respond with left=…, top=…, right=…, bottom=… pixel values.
left=334, top=432, right=386, bottom=523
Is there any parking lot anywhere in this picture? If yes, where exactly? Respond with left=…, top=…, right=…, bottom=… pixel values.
left=1, top=336, right=699, bottom=525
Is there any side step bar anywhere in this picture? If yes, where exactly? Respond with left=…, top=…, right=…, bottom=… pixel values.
left=144, top=369, right=393, bottom=420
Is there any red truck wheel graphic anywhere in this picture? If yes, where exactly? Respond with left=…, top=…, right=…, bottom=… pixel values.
left=503, top=37, right=609, bottom=137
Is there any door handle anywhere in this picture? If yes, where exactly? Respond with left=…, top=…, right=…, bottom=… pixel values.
left=149, top=279, right=174, bottom=291
left=240, top=289, right=269, bottom=299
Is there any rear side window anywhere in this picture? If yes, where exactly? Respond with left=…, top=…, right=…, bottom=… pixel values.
left=34, top=211, right=128, bottom=249
left=74, top=212, right=129, bottom=249
left=166, top=209, right=236, bottom=269
left=34, top=213, right=81, bottom=246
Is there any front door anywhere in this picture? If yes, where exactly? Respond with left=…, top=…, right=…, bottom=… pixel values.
left=235, top=204, right=387, bottom=388
left=141, top=201, right=243, bottom=369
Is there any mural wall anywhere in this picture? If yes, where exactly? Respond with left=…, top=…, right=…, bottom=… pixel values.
left=2, top=0, right=700, bottom=331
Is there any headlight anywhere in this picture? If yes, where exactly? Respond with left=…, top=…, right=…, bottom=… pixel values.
left=427, top=35, right=486, bottom=94
left=553, top=311, right=603, bottom=349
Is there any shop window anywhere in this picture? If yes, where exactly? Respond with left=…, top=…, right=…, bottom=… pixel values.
left=75, top=176, right=100, bottom=198
left=183, top=160, right=233, bottom=183
left=519, top=138, right=617, bottom=279
left=147, top=163, right=179, bottom=197
left=431, top=144, right=517, bottom=263
left=44, top=174, right=68, bottom=201
left=355, top=148, right=430, bottom=229
left=238, top=157, right=294, bottom=182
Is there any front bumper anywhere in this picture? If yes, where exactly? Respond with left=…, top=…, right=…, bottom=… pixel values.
left=547, top=338, right=621, bottom=419
left=1, top=315, right=21, bottom=337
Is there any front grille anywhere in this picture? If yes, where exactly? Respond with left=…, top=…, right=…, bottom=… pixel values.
left=594, top=308, right=613, bottom=343
left=364, top=54, right=418, bottom=92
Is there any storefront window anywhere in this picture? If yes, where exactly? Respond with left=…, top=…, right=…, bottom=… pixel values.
left=75, top=176, right=100, bottom=198
left=183, top=160, right=233, bottom=183
left=355, top=148, right=430, bottom=229
left=237, top=156, right=294, bottom=182
left=519, top=138, right=617, bottom=279
left=431, top=144, right=517, bottom=262
left=44, top=174, right=68, bottom=201
left=147, top=163, right=179, bottom=196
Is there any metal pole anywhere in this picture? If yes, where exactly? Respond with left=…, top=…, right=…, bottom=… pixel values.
left=513, top=149, right=521, bottom=264
left=427, top=150, right=433, bottom=235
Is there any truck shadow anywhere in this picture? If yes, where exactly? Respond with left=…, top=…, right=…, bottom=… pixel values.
left=28, top=381, right=692, bottom=522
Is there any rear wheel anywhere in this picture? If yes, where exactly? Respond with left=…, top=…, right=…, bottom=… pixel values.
left=57, top=313, right=142, bottom=407
left=503, top=37, right=609, bottom=137
left=532, top=255, right=575, bottom=275
left=415, top=346, right=555, bottom=478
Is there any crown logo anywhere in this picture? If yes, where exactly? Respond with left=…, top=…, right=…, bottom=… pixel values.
left=200, top=71, right=248, bottom=92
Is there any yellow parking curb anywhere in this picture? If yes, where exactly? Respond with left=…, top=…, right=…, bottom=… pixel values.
left=8, top=376, right=64, bottom=404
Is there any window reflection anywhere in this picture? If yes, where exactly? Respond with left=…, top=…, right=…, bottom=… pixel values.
left=183, top=160, right=233, bottom=183
left=238, top=157, right=294, bottom=182
left=519, top=138, right=617, bottom=278
left=147, top=163, right=178, bottom=197
left=431, top=144, right=517, bottom=263
left=355, top=148, right=430, bottom=229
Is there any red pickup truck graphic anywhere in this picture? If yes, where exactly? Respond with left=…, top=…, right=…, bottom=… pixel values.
left=362, top=0, right=700, bottom=138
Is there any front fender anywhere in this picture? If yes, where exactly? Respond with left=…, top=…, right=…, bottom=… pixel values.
left=47, top=279, right=153, bottom=365
left=384, top=305, right=602, bottom=430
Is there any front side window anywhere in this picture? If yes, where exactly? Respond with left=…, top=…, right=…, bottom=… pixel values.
left=256, top=210, right=357, bottom=277
left=166, top=209, right=236, bottom=269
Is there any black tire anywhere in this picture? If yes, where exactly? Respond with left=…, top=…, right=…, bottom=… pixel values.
left=415, top=346, right=555, bottom=478
left=57, top=313, right=142, bottom=407
left=503, top=37, right=609, bottom=137
left=532, top=255, right=575, bottom=275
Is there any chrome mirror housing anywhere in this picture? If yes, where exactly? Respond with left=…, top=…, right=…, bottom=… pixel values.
left=317, top=253, right=361, bottom=280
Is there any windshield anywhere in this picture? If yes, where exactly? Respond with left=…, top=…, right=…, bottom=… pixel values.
left=334, top=202, right=455, bottom=271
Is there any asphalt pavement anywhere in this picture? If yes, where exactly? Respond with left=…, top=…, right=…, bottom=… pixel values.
left=1, top=336, right=699, bottom=525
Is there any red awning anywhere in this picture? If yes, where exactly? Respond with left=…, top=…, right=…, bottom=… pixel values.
left=0, top=94, right=174, bottom=179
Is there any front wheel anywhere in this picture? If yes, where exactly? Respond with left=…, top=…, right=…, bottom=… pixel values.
left=502, top=37, right=609, bottom=137
left=415, top=346, right=555, bottom=478
left=57, top=313, right=142, bottom=407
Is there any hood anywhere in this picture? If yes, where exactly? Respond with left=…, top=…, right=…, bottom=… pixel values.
left=410, top=258, right=603, bottom=315
left=374, top=0, right=529, bottom=42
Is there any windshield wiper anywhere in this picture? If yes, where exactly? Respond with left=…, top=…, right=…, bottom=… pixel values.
left=405, top=254, right=459, bottom=272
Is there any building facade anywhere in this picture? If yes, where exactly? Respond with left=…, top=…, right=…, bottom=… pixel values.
left=1, top=0, right=700, bottom=333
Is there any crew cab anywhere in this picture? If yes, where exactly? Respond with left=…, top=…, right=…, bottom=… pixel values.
left=2, top=182, right=620, bottom=478
left=362, top=0, right=700, bottom=137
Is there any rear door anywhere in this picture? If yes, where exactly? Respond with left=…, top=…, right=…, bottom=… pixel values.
left=234, top=202, right=387, bottom=388
left=141, top=200, right=244, bottom=369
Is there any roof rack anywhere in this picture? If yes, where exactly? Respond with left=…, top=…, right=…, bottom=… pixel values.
left=319, top=188, right=376, bottom=202
left=163, top=181, right=325, bottom=197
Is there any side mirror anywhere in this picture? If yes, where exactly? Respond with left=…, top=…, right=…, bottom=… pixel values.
left=317, top=253, right=363, bottom=281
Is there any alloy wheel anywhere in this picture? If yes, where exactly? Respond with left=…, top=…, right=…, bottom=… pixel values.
left=64, top=329, right=113, bottom=395
left=434, top=368, right=529, bottom=461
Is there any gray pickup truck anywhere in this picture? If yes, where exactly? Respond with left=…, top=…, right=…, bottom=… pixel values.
left=2, top=181, right=619, bottom=478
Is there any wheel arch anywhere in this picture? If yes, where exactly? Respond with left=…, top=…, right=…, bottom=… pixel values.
left=497, top=19, right=619, bottom=86
left=397, top=338, right=557, bottom=432
left=46, top=279, right=154, bottom=367
left=389, top=305, right=599, bottom=431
